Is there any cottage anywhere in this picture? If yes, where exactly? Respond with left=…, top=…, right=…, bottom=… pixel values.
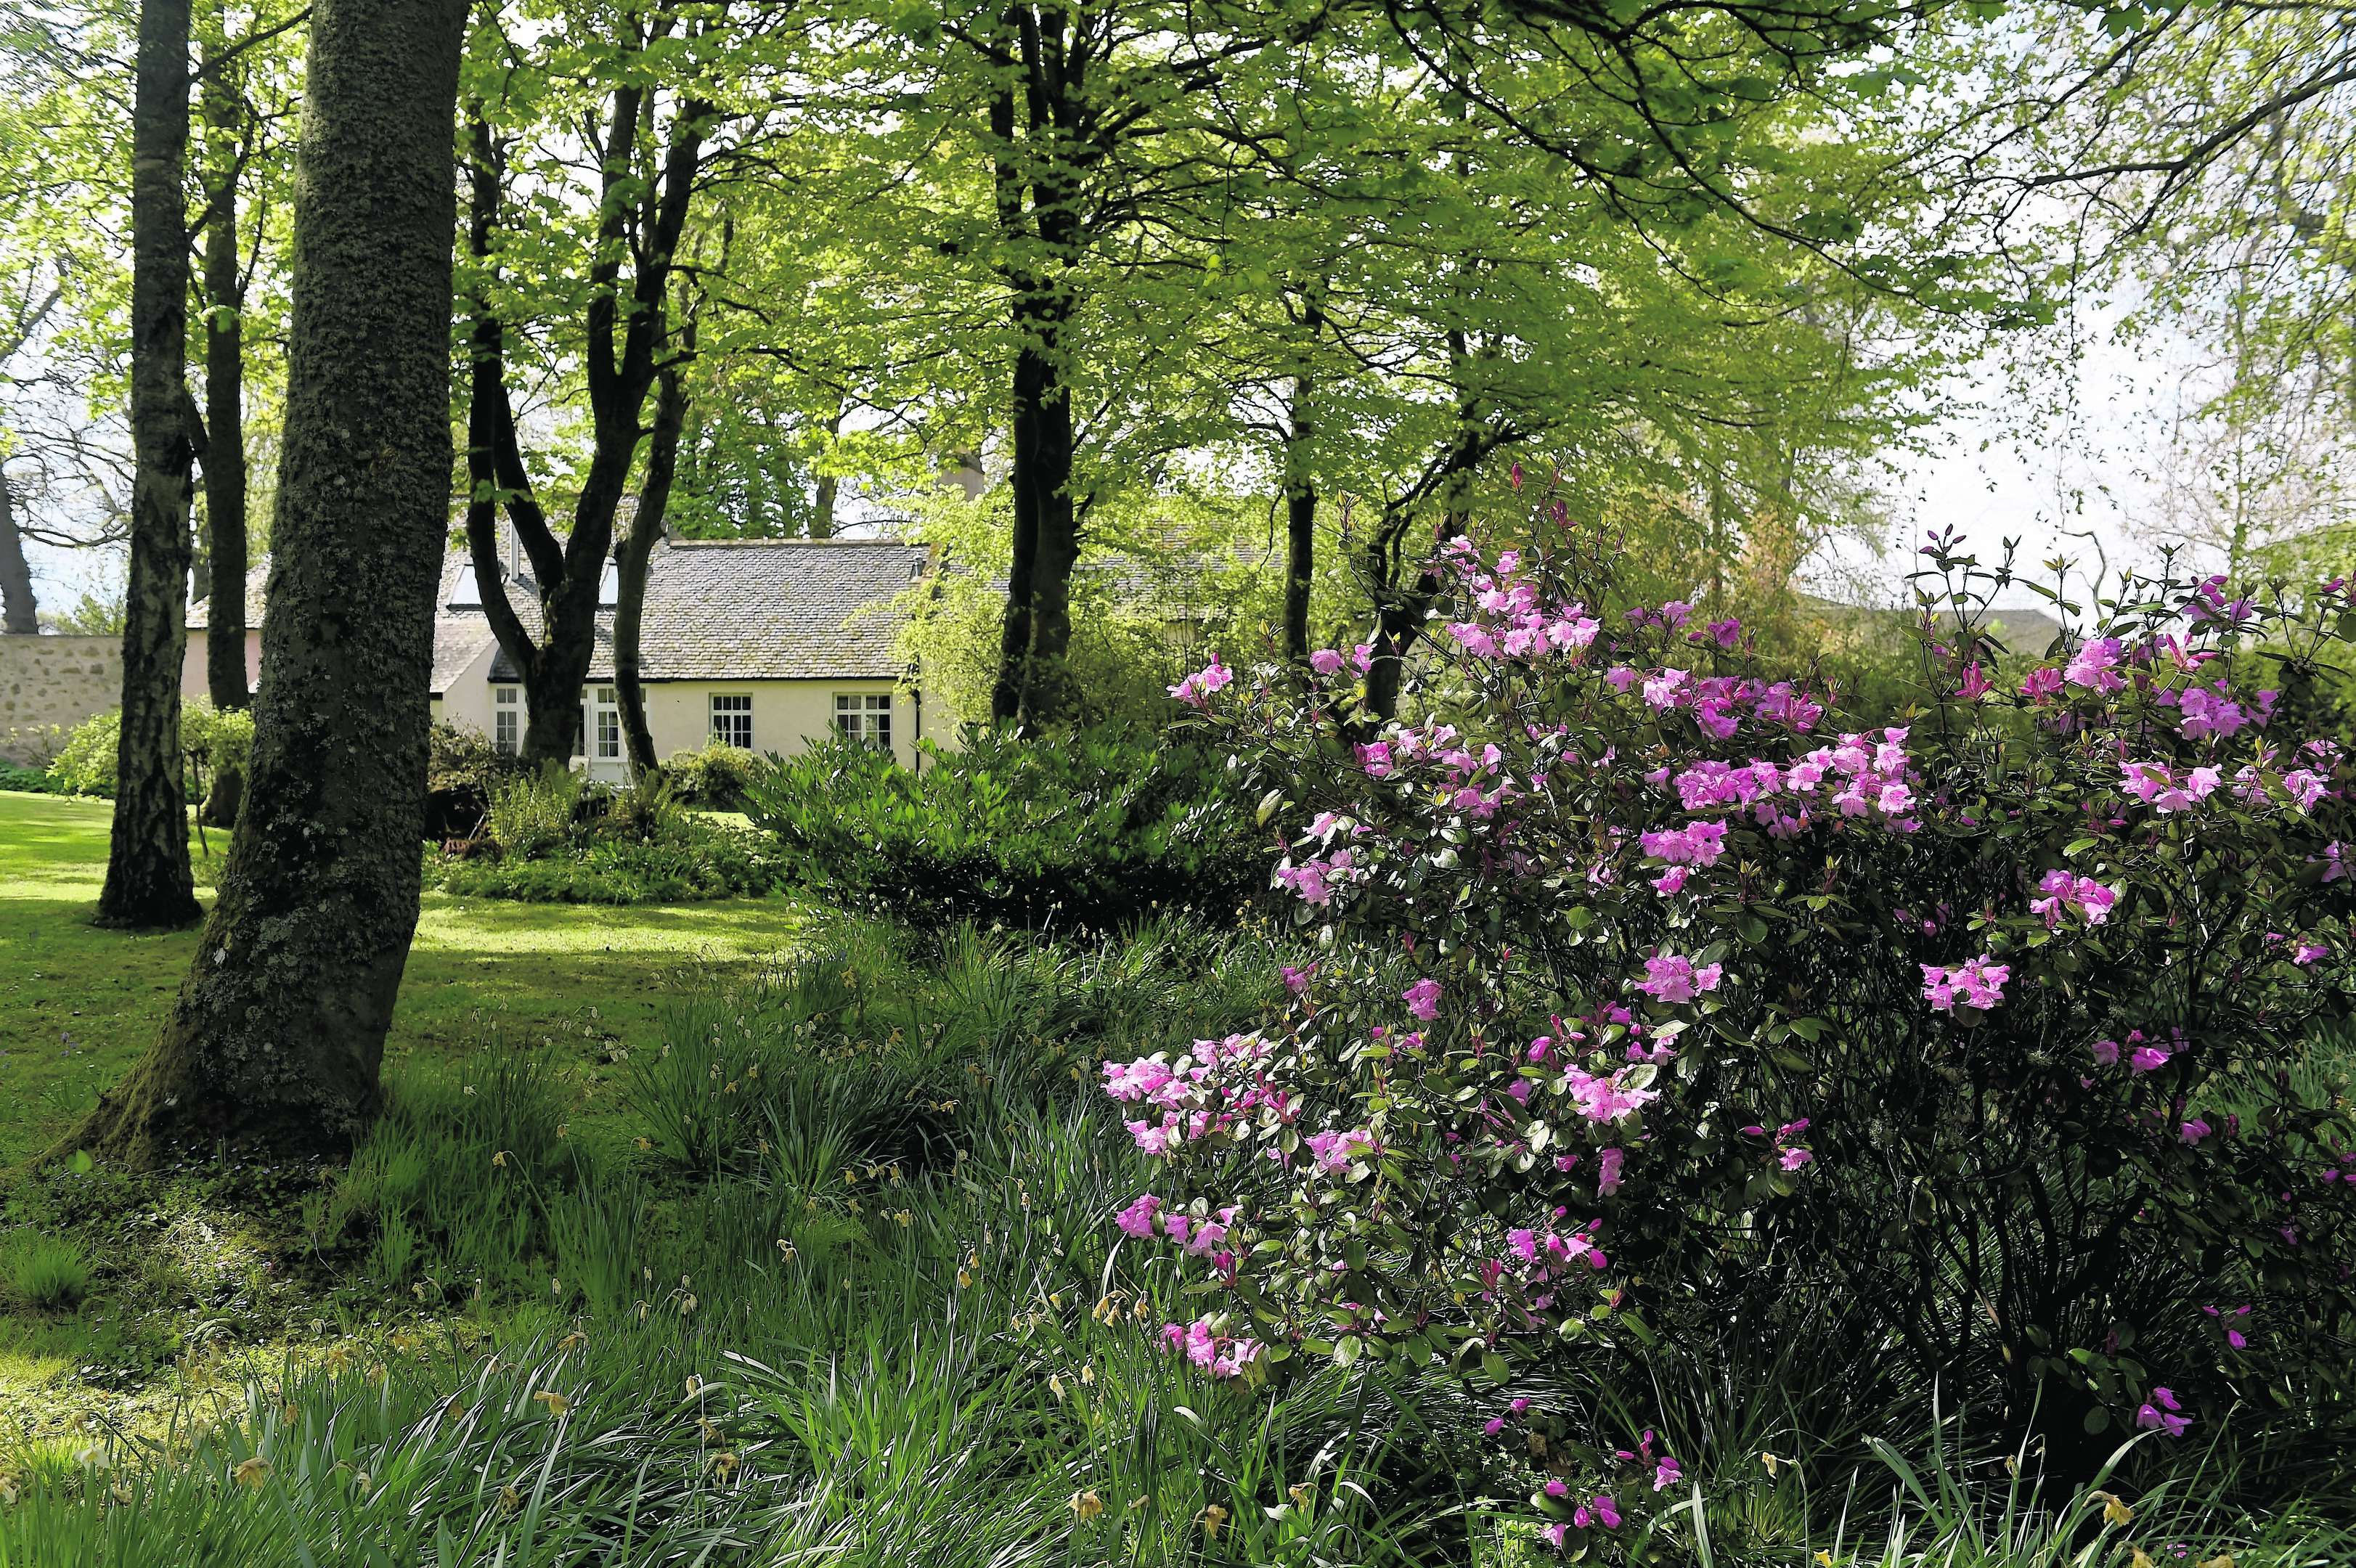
left=188, top=537, right=942, bottom=780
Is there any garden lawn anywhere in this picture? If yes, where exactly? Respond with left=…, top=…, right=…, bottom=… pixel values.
left=0, top=791, right=804, bottom=1166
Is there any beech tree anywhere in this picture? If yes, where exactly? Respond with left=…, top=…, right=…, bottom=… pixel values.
left=97, top=0, right=203, bottom=930
left=67, top=0, right=468, bottom=1164
left=458, top=4, right=744, bottom=769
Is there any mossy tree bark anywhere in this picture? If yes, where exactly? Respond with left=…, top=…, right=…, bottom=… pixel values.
left=200, top=39, right=250, bottom=716
left=199, top=38, right=252, bottom=829
left=64, top=0, right=469, bottom=1167
left=99, top=0, right=203, bottom=931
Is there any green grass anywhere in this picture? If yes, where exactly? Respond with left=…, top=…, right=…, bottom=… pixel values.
left=0, top=791, right=804, bottom=1166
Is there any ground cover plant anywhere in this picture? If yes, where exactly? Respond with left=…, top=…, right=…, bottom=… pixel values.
left=749, top=726, right=1266, bottom=929
left=1117, top=516, right=2356, bottom=1553
left=427, top=764, right=788, bottom=905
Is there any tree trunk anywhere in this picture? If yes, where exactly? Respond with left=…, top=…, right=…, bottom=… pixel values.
left=202, top=39, right=249, bottom=714
left=460, top=74, right=706, bottom=767
left=98, top=0, right=203, bottom=931
left=985, top=75, right=1035, bottom=727
left=809, top=402, right=841, bottom=539
left=63, top=0, right=469, bottom=1167
left=616, top=359, right=687, bottom=778
left=1282, top=367, right=1315, bottom=672
left=1012, top=330, right=1079, bottom=727
left=199, top=38, right=250, bottom=829
left=0, top=468, right=36, bottom=634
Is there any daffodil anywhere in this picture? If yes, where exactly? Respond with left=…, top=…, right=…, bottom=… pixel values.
left=232, top=1457, right=270, bottom=1489
left=1069, top=1490, right=1104, bottom=1520
left=531, top=1391, right=569, bottom=1416
left=712, top=1452, right=740, bottom=1479
left=2092, top=1490, right=2134, bottom=1527
left=1200, top=1504, right=1229, bottom=1539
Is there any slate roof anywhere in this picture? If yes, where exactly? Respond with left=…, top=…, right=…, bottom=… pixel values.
left=449, top=539, right=933, bottom=686
left=187, top=563, right=270, bottom=629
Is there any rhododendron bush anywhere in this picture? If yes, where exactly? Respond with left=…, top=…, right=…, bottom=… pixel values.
left=1108, top=526, right=2356, bottom=1544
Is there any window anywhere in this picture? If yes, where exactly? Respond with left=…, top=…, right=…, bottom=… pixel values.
left=594, top=687, right=621, bottom=760
left=493, top=686, right=520, bottom=754
left=836, top=693, right=892, bottom=751
left=710, top=693, right=753, bottom=749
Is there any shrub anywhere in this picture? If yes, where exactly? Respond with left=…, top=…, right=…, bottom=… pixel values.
left=484, top=761, right=590, bottom=857
left=45, top=708, right=118, bottom=796
left=6, top=1230, right=91, bottom=1309
left=746, top=726, right=1265, bottom=928
left=425, top=719, right=531, bottom=839
left=0, top=761, right=56, bottom=794
left=428, top=771, right=786, bottom=902
left=1101, top=524, right=2356, bottom=1548
left=664, top=740, right=766, bottom=809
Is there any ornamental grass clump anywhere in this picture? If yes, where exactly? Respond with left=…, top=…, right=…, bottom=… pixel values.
left=1104, top=518, right=2356, bottom=1553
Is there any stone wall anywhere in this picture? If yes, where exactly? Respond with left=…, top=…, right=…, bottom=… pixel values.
left=0, top=634, right=121, bottom=765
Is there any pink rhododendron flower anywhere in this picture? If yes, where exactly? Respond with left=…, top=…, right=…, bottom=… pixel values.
left=2135, top=1387, right=2189, bottom=1437
left=2065, top=637, right=2126, bottom=693
left=2020, top=666, right=2064, bottom=701
left=1484, top=1416, right=1506, bottom=1436
left=1636, top=954, right=1722, bottom=1003
left=1780, top=1148, right=1814, bottom=1171
left=1597, top=1147, right=1626, bottom=1195
left=1921, top=957, right=2009, bottom=1013
left=1116, top=1193, right=1162, bottom=1238
left=1308, top=648, right=1345, bottom=675
left=2203, top=1305, right=2251, bottom=1349
left=1403, top=978, right=1443, bottom=1020
left=2092, top=1040, right=2121, bottom=1066
left=2295, top=942, right=2331, bottom=965
left=1591, top=1495, right=1622, bottom=1528
left=1654, top=1456, right=1682, bottom=1490
left=2130, top=1045, right=2171, bottom=1074
left=2179, top=1118, right=2212, bottom=1145
left=1167, top=656, right=1232, bottom=707
left=1282, top=965, right=1312, bottom=995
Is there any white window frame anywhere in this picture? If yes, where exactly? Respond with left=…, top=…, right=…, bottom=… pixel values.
left=493, top=685, right=521, bottom=754
left=835, top=692, right=892, bottom=752
left=709, top=693, right=753, bottom=749
left=593, top=686, right=621, bottom=760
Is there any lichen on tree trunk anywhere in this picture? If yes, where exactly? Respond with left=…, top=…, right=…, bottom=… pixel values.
left=62, top=0, right=470, bottom=1168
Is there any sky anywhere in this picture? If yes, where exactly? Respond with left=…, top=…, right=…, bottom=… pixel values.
left=1808, top=298, right=2192, bottom=625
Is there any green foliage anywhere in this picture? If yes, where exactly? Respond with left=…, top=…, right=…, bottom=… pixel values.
left=484, top=763, right=590, bottom=859
left=746, top=728, right=1266, bottom=929
left=4, top=1229, right=89, bottom=1309
left=424, top=719, right=531, bottom=839
left=0, top=761, right=57, bottom=794
left=662, top=740, right=766, bottom=809
left=430, top=770, right=786, bottom=904
left=44, top=706, right=118, bottom=796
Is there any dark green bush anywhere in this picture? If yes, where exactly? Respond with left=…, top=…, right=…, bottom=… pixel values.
left=664, top=740, right=767, bottom=809
left=744, top=727, right=1267, bottom=929
left=0, top=762, right=59, bottom=794
left=427, top=770, right=787, bottom=903
left=424, top=719, right=531, bottom=839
